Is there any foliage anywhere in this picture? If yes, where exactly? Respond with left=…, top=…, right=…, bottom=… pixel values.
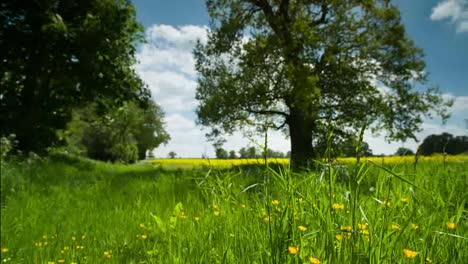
left=0, top=134, right=16, bottom=162
left=1, top=155, right=467, bottom=263
left=215, top=147, right=229, bottom=159
left=168, top=151, right=177, bottom=159
left=418, top=133, right=468, bottom=155
left=195, top=0, right=452, bottom=168
left=228, top=150, right=238, bottom=159
left=0, top=0, right=149, bottom=153
left=395, top=147, right=414, bottom=156
left=61, top=100, right=169, bottom=163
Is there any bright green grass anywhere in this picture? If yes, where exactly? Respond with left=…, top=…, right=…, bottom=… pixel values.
left=1, top=154, right=467, bottom=263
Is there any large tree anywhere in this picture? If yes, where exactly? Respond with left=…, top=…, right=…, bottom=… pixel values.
left=195, top=0, right=451, bottom=169
left=0, top=0, right=149, bottom=153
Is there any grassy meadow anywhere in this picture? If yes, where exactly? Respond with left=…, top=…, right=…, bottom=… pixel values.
left=1, top=154, right=467, bottom=263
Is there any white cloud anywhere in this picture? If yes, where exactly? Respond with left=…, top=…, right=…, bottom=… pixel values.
left=138, top=24, right=468, bottom=158
left=430, top=0, right=468, bottom=33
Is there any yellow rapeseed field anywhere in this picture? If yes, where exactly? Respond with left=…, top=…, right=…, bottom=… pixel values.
left=149, top=154, right=468, bottom=169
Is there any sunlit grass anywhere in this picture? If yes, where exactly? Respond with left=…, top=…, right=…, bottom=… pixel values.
left=1, top=154, right=467, bottom=263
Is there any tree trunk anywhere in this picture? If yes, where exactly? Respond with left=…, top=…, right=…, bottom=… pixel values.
left=288, top=107, right=316, bottom=170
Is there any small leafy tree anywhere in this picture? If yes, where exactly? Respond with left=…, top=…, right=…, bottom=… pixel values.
left=229, top=150, right=238, bottom=159
left=215, top=147, right=229, bottom=159
left=168, top=151, right=177, bottom=159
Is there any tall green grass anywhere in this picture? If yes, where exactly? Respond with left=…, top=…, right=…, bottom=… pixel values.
left=1, top=154, right=467, bottom=263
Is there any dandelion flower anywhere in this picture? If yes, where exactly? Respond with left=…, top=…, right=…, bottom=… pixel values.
left=410, top=223, right=419, bottom=230
left=401, top=197, right=409, bottom=204
left=447, top=222, right=456, bottom=229
left=288, top=246, right=299, bottom=255
left=194, top=216, right=200, bottom=221
left=58, top=260, right=65, bottom=263
left=332, top=203, right=345, bottom=210
left=391, top=224, right=400, bottom=230
left=47, top=262, right=55, bottom=264
left=298, top=226, right=308, bottom=232
left=214, top=211, right=220, bottom=216
left=272, top=200, right=280, bottom=205
left=1, top=247, right=8, bottom=253
left=139, top=223, right=146, bottom=229
left=335, top=234, right=343, bottom=241
left=71, top=236, right=76, bottom=241
left=382, top=200, right=391, bottom=207
left=297, top=198, right=305, bottom=204
left=104, top=250, right=112, bottom=258
left=263, top=216, right=273, bottom=222
left=403, top=249, right=418, bottom=258
left=358, top=223, right=368, bottom=230
left=340, top=225, right=352, bottom=232
left=141, top=234, right=148, bottom=240
left=308, top=257, right=321, bottom=264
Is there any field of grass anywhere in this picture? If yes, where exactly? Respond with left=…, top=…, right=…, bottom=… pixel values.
left=1, top=154, right=467, bottom=263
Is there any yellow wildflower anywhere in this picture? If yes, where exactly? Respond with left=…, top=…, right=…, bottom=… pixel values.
left=139, top=223, right=146, bottom=229
left=71, top=236, right=76, bottom=241
left=401, top=197, right=409, bottom=204
left=410, top=223, right=419, bottom=229
left=297, top=197, right=305, bottom=203
left=298, top=225, right=308, bottom=232
left=63, top=246, right=69, bottom=251
left=340, top=225, right=352, bottom=232
left=288, top=246, right=299, bottom=255
left=382, top=200, right=391, bottom=207
left=403, top=249, right=418, bottom=258
left=391, top=224, right=400, bottom=230
left=240, top=204, right=246, bottom=208
left=308, top=257, right=321, bottom=264
left=58, top=260, right=65, bottom=263
left=272, top=199, right=280, bottom=205
left=335, top=234, right=343, bottom=241
left=358, top=223, right=368, bottom=230
left=104, top=250, right=112, bottom=258
left=194, top=216, right=200, bottom=221
left=47, top=262, right=55, bottom=264
left=263, top=216, right=273, bottom=222
left=212, top=204, right=219, bottom=210
left=214, top=211, right=220, bottom=216
left=1, top=247, right=8, bottom=253
left=447, top=222, right=457, bottom=229
left=141, top=234, right=148, bottom=240
left=332, top=203, right=345, bottom=210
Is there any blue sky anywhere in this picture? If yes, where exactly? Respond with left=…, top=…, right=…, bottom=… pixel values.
left=131, top=0, right=468, bottom=157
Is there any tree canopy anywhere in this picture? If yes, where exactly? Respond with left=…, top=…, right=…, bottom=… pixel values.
left=0, top=0, right=150, bottom=153
left=61, top=100, right=170, bottom=163
left=195, top=0, right=451, bottom=169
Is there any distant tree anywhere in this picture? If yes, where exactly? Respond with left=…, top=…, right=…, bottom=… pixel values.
left=229, top=150, right=237, bottom=159
left=238, top=147, right=248, bottom=158
left=0, top=0, right=149, bottom=153
left=247, top=146, right=259, bottom=159
left=195, top=0, right=451, bottom=169
left=62, top=100, right=169, bottom=163
left=168, top=151, right=177, bottom=159
left=215, top=148, right=229, bottom=159
left=395, top=147, right=414, bottom=156
left=418, top=133, right=468, bottom=155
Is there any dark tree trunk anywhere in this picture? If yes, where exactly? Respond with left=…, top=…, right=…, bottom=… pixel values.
left=288, top=107, right=316, bottom=170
